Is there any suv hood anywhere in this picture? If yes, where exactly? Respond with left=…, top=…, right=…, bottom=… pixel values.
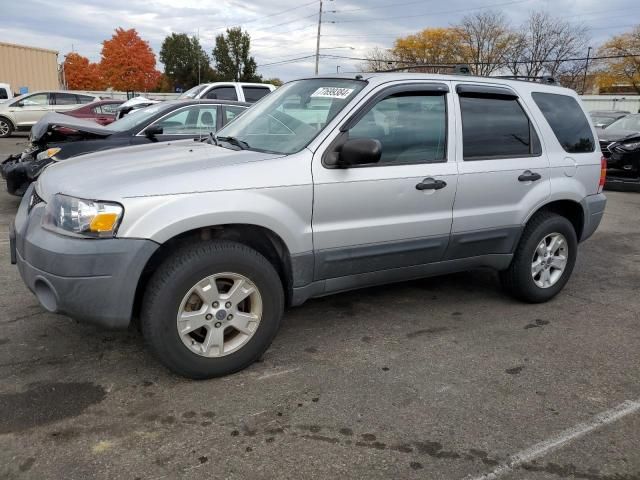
left=37, top=140, right=283, bottom=201
left=31, top=112, right=113, bottom=142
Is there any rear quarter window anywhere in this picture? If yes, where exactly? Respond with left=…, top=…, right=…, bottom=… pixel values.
left=531, top=92, right=595, bottom=153
left=242, top=86, right=271, bottom=102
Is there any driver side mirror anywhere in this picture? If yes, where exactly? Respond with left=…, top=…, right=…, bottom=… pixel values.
left=145, top=124, right=163, bottom=138
left=335, top=138, right=382, bottom=167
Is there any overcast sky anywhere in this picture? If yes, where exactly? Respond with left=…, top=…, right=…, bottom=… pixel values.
left=2, top=0, right=638, bottom=81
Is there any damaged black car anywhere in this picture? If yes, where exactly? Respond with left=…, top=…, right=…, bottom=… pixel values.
left=598, top=113, right=640, bottom=190
left=1, top=99, right=249, bottom=196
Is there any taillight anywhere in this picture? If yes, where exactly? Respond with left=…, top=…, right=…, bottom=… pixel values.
left=598, top=155, right=607, bottom=193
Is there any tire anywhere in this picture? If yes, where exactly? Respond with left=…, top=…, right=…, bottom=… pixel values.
left=500, top=212, right=577, bottom=303
left=0, top=118, right=13, bottom=138
left=141, top=240, right=284, bottom=379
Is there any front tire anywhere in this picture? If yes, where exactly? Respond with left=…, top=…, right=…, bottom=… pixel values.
left=0, top=118, right=13, bottom=138
left=141, top=240, right=284, bottom=379
left=500, top=212, right=577, bottom=303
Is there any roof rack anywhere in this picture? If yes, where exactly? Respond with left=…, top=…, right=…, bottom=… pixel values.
left=381, top=64, right=471, bottom=74
left=493, top=75, right=557, bottom=85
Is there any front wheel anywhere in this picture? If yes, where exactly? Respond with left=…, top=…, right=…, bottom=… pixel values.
left=500, top=212, right=578, bottom=303
left=0, top=118, right=13, bottom=138
left=141, top=240, right=284, bottom=379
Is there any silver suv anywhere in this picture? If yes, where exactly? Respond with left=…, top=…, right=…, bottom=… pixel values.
left=11, top=74, right=607, bottom=378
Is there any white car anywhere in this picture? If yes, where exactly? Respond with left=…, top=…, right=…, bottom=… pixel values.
left=0, top=90, right=101, bottom=137
left=178, top=82, right=275, bottom=103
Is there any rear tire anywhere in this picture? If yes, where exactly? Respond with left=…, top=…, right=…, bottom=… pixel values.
left=141, top=240, right=284, bottom=379
left=500, top=212, right=577, bottom=303
left=0, top=118, right=13, bottom=138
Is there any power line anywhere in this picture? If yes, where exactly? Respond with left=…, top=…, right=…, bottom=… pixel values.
left=212, top=0, right=317, bottom=30
left=333, top=0, right=531, bottom=23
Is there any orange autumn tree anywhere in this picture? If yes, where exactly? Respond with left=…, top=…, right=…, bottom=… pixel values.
left=392, top=28, right=464, bottom=70
left=100, top=28, right=161, bottom=91
left=63, top=52, right=103, bottom=90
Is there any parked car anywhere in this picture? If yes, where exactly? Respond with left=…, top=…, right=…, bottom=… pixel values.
left=598, top=113, right=640, bottom=189
left=179, top=82, right=276, bottom=103
left=63, top=99, right=124, bottom=125
left=0, top=83, right=13, bottom=103
left=590, top=110, right=628, bottom=129
left=10, top=74, right=606, bottom=379
left=1, top=99, right=249, bottom=195
left=0, top=90, right=101, bottom=137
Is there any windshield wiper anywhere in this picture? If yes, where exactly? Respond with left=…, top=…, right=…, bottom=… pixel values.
left=216, top=135, right=250, bottom=150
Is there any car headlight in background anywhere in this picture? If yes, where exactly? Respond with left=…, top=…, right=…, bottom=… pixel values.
left=42, top=194, right=123, bottom=238
left=36, top=147, right=61, bottom=161
left=620, top=141, right=640, bottom=152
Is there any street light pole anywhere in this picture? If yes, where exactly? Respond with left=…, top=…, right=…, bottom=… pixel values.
left=582, top=46, right=592, bottom=95
left=315, top=0, right=323, bottom=75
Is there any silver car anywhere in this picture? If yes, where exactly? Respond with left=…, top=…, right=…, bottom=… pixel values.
left=11, top=74, right=607, bottom=378
left=0, top=90, right=101, bottom=137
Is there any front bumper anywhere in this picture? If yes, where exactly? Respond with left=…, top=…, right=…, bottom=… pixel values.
left=580, top=193, right=607, bottom=242
left=12, top=185, right=159, bottom=329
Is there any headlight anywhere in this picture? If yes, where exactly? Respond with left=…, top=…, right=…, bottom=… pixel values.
left=42, top=194, right=124, bottom=238
left=36, top=147, right=61, bottom=161
left=620, top=141, right=640, bottom=151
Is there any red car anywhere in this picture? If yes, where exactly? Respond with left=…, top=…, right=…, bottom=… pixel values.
left=62, top=99, right=124, bottom=126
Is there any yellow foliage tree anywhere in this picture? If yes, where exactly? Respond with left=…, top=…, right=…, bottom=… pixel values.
left=597, top=25, right=640, bottom=94
left=392, top=28, right=464, bottom=71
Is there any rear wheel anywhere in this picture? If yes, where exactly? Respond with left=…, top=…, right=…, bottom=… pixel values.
left=500, top=212, right=577, bottom=303
left=0, top=118, right=13, bottom=138
left=141, top=240, right=284, bottom=379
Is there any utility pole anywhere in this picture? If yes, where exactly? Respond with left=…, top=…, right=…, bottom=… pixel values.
left=582, top=46, right=592, bottom=94
left=315, top=0, right=323, bottom=75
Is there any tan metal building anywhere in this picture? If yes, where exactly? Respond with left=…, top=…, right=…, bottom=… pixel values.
left=0, top=42, right=60, bottom=94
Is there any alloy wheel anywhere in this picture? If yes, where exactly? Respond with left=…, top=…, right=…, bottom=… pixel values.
left=176, top=272, right=262, bottom=357
left=531, top=232, right=568, bottom=288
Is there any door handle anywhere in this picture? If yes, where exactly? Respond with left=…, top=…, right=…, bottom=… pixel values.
left=416, top=177, right=447, bottom=191
left=518, top=170, right=541, bottom=182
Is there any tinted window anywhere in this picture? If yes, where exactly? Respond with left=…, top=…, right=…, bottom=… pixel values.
left=205, top=86, right=237, bottom=101
left=153, top=106, right=218, bottom=135
left=224, top=106, right=246, bottom=123
left=460, top=95, right=540, bottom=160
left=349, top=93, right=447, bottom=165
left=532, top=92, right=594, bottom=153
left=242, top=86, right=271, bottom=102
left=77, top=95, right=95, bottom=104
left=0, top=88, right=7, bottom=100
left=54, top=93, right=79, bottom=105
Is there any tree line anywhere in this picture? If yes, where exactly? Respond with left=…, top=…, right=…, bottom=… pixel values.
left=363, top=11, right=640, bottom=94
left=63, top=27, right=281, bottom=92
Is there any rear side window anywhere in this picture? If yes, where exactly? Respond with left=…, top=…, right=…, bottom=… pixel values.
left=242, top=86, right=271, bottom=102
left=0, top=88, right=7, bottom=100
left=54, top=93, right=78, bottom=105
left=77, top=94, right=96, bottom=104
left=205, top=86, right=237, bottom=101
left=532, top=92, right=595, bottom=153
left=101, top=103, right=120, bottom=114
left=460, top=95, right=540, bottom=160
left=224, top=105, right=246, bottom=123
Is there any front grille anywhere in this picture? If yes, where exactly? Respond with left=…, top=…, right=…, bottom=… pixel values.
left=28, top=190, right=44, bottom=213
left=600, top=140, right=612, bottom=158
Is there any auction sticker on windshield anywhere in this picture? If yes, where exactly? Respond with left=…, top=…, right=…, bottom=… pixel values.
left=311, top=87, right=354, bottom=99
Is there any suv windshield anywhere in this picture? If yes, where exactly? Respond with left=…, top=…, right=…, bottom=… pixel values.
left=179, top=84, right=208, bottom=99
left=606, top=114, right=640, bottom=132
left=106, top=104, right=167, bottom=132
left=214, top=78, right=366, bottom=154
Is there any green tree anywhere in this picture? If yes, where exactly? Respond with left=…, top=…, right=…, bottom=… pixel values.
left=212, top=27, right=260, bottom=82
left=160, top=33, right=212, bottom=91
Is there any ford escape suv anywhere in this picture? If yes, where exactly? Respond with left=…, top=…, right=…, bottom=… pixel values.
left=11, top=73, right=607, bottom=379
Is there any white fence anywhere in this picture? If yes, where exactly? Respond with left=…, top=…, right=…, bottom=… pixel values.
left=580, top=95, right=640, bottom=113
left=73, top=90, right=640, bottom=113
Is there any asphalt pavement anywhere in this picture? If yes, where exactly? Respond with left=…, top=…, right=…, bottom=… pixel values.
left=0, top=135, right=639, bottom=480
